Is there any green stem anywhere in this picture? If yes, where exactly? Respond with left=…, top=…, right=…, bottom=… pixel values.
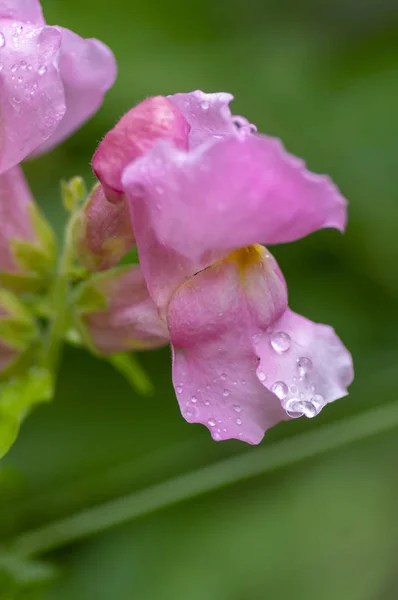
left=41, top=214, right=77, bottom=373
left=9, top=399, right=398, bottom=558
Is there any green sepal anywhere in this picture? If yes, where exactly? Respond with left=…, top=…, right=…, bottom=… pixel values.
left=0, top=271, right=43, bottom=294
left=28, top=203, right=57, bottom=263
left=10, top=238, right=54, bottom=279
left=0, top=289, right=38, bottom=350
left=61, top=177, right=87, bottom=212
left=0, top=368, right=53, bottom=459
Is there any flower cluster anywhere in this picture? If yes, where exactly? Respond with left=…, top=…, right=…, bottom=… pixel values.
left=0, top=0, right=353, bottom=451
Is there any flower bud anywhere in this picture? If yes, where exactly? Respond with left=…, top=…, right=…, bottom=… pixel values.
left=0, top=288, right=38, bottom=377
left=74, top=265, right=169, bottom=355
left=73, top=184, right=135, bottom=272
left=92, top=96, right=190, bottom=202
left=0, top=167, right=56, bottom=292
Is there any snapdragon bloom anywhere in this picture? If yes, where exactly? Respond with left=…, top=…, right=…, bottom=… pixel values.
left=87, top=91, right=353, bottom=444
left=0, top=0, right=116, bottom=173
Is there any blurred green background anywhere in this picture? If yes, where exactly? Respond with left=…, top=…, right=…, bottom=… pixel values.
left=1, top=0, right=398, bottom=598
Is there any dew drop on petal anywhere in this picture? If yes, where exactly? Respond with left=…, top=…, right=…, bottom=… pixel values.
left=205, top=400, right=210, bottom=406
left=208, top=418, right=216, bottom=427
left=11, top=64, right=18, bottom=73
left=241, top=379, right=246, bottom=385
left=38, top=65, right=47, bottom=75
left=270, top=332, right=291, bottom=353
left=297, top=357, right=313, bottom=376
left=221, top=373, right=227, bottom=381
left=201, top=101, right=210, bottom=110
left=223, top=389, right=230, bottom=397
left=236, top=418, right=243, bottom=426
left=191, top=395, right=198, bottom=403
left=176, top=386, right=183, bottom=394
left=311, top=394, right=324, bottom=409
left=258, top=371, right=266, bottom=382
left=271, top=381, right=288, bottom=400
left=0, top=33, right=5, bottom=48
left=233, top=404, right=241, bottom=413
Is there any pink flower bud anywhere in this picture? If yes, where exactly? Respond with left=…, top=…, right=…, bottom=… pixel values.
left=74, top=265, right=169, bottom=355
left=73, top=184, right=135, bottom=272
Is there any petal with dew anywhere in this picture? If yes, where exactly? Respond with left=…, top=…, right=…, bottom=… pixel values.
left=0, top=0, right=44, bottom=24
left=33, top=27, right=117, bottom=157
left=93, top=96, right=190, bottom=203
left=168, top=247, right=288, bottom=444
left=123, top=134, right=347, bottom=265
left=0, top=23, right=65, bottom=173
left=253, top=308, right=354, bottom=419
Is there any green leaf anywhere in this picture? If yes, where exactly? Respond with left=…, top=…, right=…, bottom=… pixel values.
left=0, top=369, right=54, bottom=460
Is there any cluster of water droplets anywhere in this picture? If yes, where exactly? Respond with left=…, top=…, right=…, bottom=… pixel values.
left=262, top=331, right=325, bottom=418
left=177, top=371, right=247, bottom=440
left=0, top=24, right=49, bottom=112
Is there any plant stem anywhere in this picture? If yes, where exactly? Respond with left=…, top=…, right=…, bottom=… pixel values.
left=41, top=214, right=77, bottom=374
left=9, top=399, right=398, bottom=558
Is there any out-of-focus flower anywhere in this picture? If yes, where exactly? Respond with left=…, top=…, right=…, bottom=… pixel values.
left=0, top=166, right=56, bottom=291
left=74, top=265, right=169, bottom=355
left=0, top=287, right=37, bottom=376
left=0, top=0, right=116, bottom=173
left=90, top=91, right=353, bottom=444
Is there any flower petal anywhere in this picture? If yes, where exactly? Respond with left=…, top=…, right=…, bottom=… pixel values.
left=0, top=0, right=44, bottom=24
left=168, top=247, right=288, bottom=444
left=74, top=184, right=135, bottom=272
left=0, top=166, right=35, bottom=272
left=168, top=90, right=239, bottom=148
left=0, top=23, right=65, bottom=173
left=253, top=309, right=354, bottom=419
left=123, top=134, right=347, bottom=265
left=34, top=27, right=117, bottom=156
left=76, top=265, right=169, bottom=355
left=93, top=96, right=190, bottom=202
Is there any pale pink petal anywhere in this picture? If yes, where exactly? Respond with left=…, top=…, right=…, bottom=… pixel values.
left=74, top=184, right=135, bottom=272
left=34, top=27, right=117, bottom=156
left=0, top=23, right=65, bottom=173
left=168, top=90, right=239, bottom=148
left=168, top=249, right=288, bottom=444
left=0, top=0, right=44, bottom=24
left=253, top=309, right=354, bottom=419
left=93, top=96, right=190, bottom=203
left=0, top=166, right=35, bottom=273
left=78, top=265, right=169, bottom=355
left=123, top=134, right=347, bottom=264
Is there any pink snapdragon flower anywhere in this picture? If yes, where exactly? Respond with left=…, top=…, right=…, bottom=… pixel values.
left=89, top=91, right=353, bottom=444
left=0, top=0, right=116, bottom=173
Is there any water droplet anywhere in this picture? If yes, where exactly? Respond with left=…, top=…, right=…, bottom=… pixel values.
left=0, top=64, right=3, bottom=72
left=191, top=395, right=197, bottom=403
left=11, top=96, right=21, bottom=105
left=297, top=357, right=312, bottom=376
left=205, top=400, right=210, bottom=406
left=16, top=25, right=23, bottom=34
left=20, top=60, right=27, bottom=70
left=201, top=101, right=210, bottom=110
left=221, top=373, right=227, bottom=381
left=233, top=380, right=238, bottom=385
left=290, top=385, right=298, bottom=394
left=176, top=386, right=183, bottom=394
left=236, top=418, right=243, bottom=426
left=271, top=381, right=288, bottom=400
left=206, top=384, right=211, bottom=390
left=223, top=389, right=230, bottom=397
left=270, top=332, right=291, bottom=353
left=38, top=65, right=47, bottom=75
left=0, top=33, right=5, bottom=48
left=258, top=371, right=266, bottom=382
left=208, top=418, right=216, bottom=427
left=183, top=406, right=197, bottom=421
left=27, top=64, right=33, bottom=71
left=299, top=401, right=317, bottom=418
left=241, top=379, right=246, bottom=385
left=17, top=76, right=23, bottom=83
left=11, top=64, right=18, bottom=72
left=233, top=404, right=241, bottom=413
left=311, top=394, right=324, bottom=409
